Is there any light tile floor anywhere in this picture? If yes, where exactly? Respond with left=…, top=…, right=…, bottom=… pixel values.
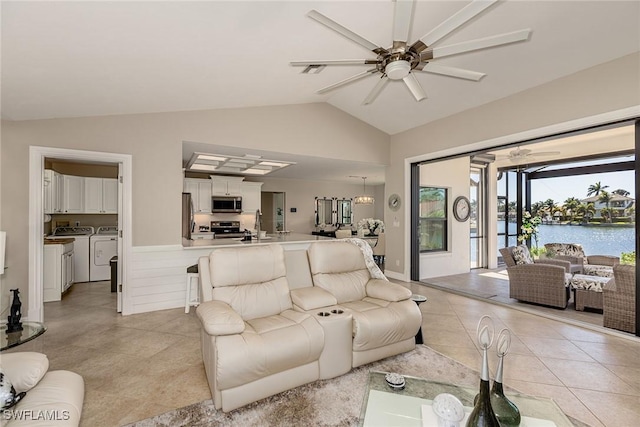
left=9, top=277, right=640, bottom=426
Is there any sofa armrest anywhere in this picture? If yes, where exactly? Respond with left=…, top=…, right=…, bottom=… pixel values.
left=534, top=258, right=571, bottom=273
left=196, top=300, right=245, bottom=336
left=554, top=255, right=584, bottom=265
left=587, top=255, right=620, bottom=266
left=366, top=279, right=412, bottom=302
left=291, top=287, right=337, bottom=311
left=1, top=352, right=49, bottom=393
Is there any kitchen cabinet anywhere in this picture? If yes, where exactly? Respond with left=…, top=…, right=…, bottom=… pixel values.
left=84, top=177, right=118, bottom=214
left=62, top=175, right=84, bottom=213
left=44, top=242, right=74, bottom=302
left=211, top=176, right=244, bottom=196
left=43, top=170, right=63, bottom=214
left=184, top=178, right=213, bottom=213
left=240, top=182, right=263, bottom=213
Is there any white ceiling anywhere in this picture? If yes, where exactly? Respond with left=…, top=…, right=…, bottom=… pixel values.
left=3, top=1, right=639, bottom=183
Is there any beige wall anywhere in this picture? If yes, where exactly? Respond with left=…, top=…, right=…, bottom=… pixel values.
left=0, top=103, right=389, bottom=312
left=419, top=157, right=471, bottom=278
left=384, top=53, right=640, bottom=277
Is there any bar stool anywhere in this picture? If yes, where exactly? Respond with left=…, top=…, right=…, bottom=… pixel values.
left=185, top=264, right=200, bottom=313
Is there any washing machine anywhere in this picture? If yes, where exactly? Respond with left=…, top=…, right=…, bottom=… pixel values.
left=90, top=226, right=118, bottom=282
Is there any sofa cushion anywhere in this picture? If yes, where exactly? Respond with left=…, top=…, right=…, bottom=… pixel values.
left=308, top=242, right=368, bottom=275
left=340, top=298, right=421, bottom=351
left=1, top=368, right=26, bottom=410
left=215, top=310, right=324, bottom=390
left=0, top=353, right=49, bottom=394
left=212, top=277, right=293, bottom=321
left=209, top=245, right=287, bottom=288
left=512, top=245, right=533, bottom=265
left=366, top=279, right=411, bottom=302
left=312, top=270, right=370, bottom=303
left=570, top=274, right=611, bottom=292
left=196, top=300, right=245, bottom=335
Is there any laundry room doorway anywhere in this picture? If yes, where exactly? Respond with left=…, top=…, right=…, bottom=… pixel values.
left=29, top=147, right=132, bottom=321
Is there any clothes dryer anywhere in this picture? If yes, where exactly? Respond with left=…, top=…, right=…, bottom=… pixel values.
left=89, top=226, right=118, bottom=282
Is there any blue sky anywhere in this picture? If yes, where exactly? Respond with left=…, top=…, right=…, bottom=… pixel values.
left=531, top=170, right=635, bottom=204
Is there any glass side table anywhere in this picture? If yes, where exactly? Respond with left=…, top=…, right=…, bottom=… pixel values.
left=1, top=321, right=46, bottom=351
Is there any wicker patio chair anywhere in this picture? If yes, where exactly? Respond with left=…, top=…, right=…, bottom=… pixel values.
left=500, top=245, right=572, bottom=309
left=603, top=264, right=636, bottom=334
left=544, top=243, right=619, bottom=277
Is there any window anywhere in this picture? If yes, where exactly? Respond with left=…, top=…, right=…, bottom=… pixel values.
left=419, top=187, right=448, bottom=252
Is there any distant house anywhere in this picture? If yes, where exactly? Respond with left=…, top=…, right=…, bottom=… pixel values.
left=581, top=194, right=635, bottom=218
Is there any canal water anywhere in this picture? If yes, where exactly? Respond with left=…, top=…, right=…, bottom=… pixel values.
left=536, top=224, right=635, bottom=257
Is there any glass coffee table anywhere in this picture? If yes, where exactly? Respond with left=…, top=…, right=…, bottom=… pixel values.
left=1, top=321, right=46, bottom=351
left=359, top=371, right=575, bottom=427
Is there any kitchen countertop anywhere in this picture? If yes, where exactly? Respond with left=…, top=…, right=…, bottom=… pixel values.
left=44, top=238, right=75, bottom=245
left=182, top=233, right=334, bottom=249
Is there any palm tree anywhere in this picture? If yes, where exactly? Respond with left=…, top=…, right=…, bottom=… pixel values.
left=530, top=201, right=544, bottom=218
left=598, top=190, right=613, bottom=223
left=563, top=197, right=581, bottom=222
left=613, top=189, right=630, bottom=196
left=587, top=181, right=609, bottom=197
left=576, top=202, right=596, bottom=224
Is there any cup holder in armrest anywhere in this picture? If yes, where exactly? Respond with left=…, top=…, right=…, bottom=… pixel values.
left=330, top=309, right=344, bottom=314
left=317, top=311, right=331, bottom=317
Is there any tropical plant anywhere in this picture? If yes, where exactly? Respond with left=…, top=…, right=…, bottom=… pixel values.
left=600, top=207, right=611, bottom=223
left=517, top=211, right=542, bottom=249
left=613, top=188, right=630, bottom=196
left=575, top=202, right=596, bottom=223
left=587, top=181, right=609, bottom=197
left=621, top=251, right=636, bottom=265
left=563, top=197, right=581, bottom=222
left=530, top=201, right=545, bottom=218
left=598, top=191, right=613, bottom=223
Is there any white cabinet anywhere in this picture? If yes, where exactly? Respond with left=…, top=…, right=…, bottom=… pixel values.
left=43, top=170, right=63, bottom=214
left=211, top=176, right=244, bottom=196
left=184, top=178, right=212, bottom=213
left=191, top=232, right=215, bottom=240
left=241, top=182, right=263, bottom=213
left=84, top=177, right=118, bottom=214
left=62, top=175, right=84, bottom=213
left=44, top=242, right=74, bottom=302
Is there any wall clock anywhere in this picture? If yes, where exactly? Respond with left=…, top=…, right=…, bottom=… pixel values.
left=388, top=194, right=401, bottom=211
left=453, top=196, right=471, bottom=222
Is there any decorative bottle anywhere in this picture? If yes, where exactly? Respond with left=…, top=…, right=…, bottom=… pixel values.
left=490, top=329, right=521, bottom=427
left=467, top=316, right=499, bottom=427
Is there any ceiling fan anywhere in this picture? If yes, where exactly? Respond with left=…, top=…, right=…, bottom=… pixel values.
left=498, top=147, right=561, bottom=162
left=291, top=0, right=532, bottom=105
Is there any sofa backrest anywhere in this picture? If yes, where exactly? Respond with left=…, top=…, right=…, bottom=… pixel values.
left=284, top=249, right=314, bottom=289
left=207, top=244, right=293, bottom=320
left=307, top=241, right=370, bottom=303
left=544, top=243, right=586, bottom=261
left=613, top=264, right=636, bottom=297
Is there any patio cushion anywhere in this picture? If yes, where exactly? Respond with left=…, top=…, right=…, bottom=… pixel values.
left=512, top=245, right=533, bottom=265
left=583, top=264, right=614, bottom=278
left=570, top=274, right=610, bottom=292
left=564, top=273, right=573, bottom=288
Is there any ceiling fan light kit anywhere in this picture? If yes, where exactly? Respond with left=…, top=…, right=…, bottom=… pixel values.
left=292, top=0, right=532, bottom=105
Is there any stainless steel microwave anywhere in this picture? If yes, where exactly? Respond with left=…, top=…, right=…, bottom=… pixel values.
left=212, top=196, right=242, bottom=213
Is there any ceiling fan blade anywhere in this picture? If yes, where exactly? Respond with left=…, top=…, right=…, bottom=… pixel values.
left=307, top=10, right=387, bottom=55
left=403, top=73, right=427, bottom=102
left=415, top=63, right=485, bottom=81
left=424, top=29, right=531, bottom=60
left=317, top=69, right=378, bottom=94
left=393, top=0, right=415, bottom=43
left=363, top=77, right=390, bottom=105
left=290, top=60, right=378, bottom=66
left=412, top=0, right=497, bottom=52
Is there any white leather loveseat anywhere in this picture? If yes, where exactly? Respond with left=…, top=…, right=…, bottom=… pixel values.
left=0, top=352, right=84, bottom=426
left=196, top=240, right=421, bottom=412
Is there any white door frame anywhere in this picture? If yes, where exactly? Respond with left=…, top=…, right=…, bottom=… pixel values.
left=28, top=146, right=133, bottom=321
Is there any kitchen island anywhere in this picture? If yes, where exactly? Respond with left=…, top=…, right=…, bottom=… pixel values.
left=182, top=232, right=334, bottom=250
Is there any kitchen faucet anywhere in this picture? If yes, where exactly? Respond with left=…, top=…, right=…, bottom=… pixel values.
left=255, top=209, right=262, bottom=242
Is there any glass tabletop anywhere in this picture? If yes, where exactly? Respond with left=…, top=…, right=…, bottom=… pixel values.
left=359, top=371, right=574, bottom=427
left=1, top=321, right=47, bottom=351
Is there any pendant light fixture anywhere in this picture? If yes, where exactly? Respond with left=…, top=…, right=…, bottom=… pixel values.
left=354, top=176, right=374, bottom=205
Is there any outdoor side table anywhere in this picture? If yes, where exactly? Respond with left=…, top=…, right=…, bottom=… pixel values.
left=410, top=294, right=427, bottom=344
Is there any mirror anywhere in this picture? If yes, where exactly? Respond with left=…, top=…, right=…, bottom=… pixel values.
left=315, top=197, right=335, bottom=227
left=336, top=199, right=353, bottom=225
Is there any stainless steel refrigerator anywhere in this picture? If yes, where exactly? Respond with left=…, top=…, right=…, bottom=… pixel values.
left=182, top=193, right=194, bottom=240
